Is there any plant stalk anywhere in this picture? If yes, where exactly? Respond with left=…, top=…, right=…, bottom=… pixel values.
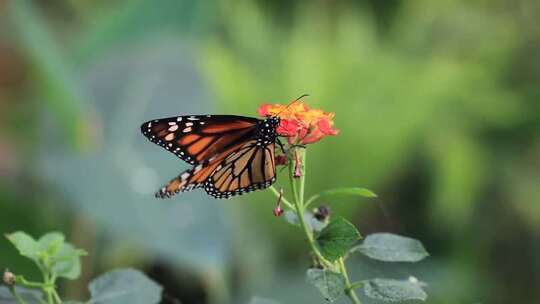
left=273, top=146, right=362, bottom=303
left=42, top=272, right=55, bottom=304
left=9, top=285, right=29, bottom=304
left=288, top=148, right=332, bottom=268
left=339, top=258, right=362, bottom=304
left=268, top=186, right=295, bottom=210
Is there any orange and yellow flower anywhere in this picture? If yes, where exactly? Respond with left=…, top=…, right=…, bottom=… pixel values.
left=258, top=100, right=339, bottom=144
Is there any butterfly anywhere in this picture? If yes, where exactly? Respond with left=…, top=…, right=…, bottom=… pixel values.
left=140, top=114, right=281, bottom=199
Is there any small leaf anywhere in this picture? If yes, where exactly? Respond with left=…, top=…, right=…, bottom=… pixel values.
left=38, top=232, right=65, bottom=257
left=306, top=268, right=345, bottom=302
left=5, top=232, right=39, bottom=261
left=51, top=243, right=87, bottom=280
left=363, top=278, right=427, bottom=302
left=352, top=233, right=428, bottom=262
left=307, top=187, right=377, bottom=206
left=0, top=286, right=43, bottom=304
left=89, top=268, right=162, bottom=304
left=249, top=296, right=281, bottom=304
left=316, top=217, right=361, bottom=261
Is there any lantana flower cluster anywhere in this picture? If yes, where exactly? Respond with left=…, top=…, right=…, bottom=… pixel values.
left=258, top=102, right=339, bottom=145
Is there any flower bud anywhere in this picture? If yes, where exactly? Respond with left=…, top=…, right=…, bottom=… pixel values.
left=293, top=152, right=302, bottom=178
left=273, top=188, right=284, bottom=217
left=275, top=154, right=288, bottom=166
left=273, top=206, right=284, bottom=217
left=3, top=270, right=15, bottom=286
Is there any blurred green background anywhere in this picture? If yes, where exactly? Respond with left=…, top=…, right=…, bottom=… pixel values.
left=1, top=0, right=539, bottom=303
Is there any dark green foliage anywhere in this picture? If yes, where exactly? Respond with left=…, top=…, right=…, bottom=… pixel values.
left=316, top=217, right=361, bottom=262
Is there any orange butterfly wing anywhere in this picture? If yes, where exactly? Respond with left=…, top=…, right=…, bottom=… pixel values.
left=144, top=115, right=280, bottom=199
left=141, top=115, right=259, bottom=165
left=204, top=141, right=276, bottom=198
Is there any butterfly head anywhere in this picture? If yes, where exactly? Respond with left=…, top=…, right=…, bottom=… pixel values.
left=267, top=116, right=280, bottom=128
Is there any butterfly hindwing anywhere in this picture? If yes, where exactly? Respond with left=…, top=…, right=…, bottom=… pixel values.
left=154, top=138, right=252, bottom=198
left=141, top=115, right=259, bottom=165
left=204, top=141, right=276, bottom=199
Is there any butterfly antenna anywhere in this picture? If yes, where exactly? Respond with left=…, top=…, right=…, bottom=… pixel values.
left=275, top=94, right=310, bottom=116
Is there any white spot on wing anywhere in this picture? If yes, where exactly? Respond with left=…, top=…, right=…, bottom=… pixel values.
left=183, top=127, right=192, bottom=133
left=165, top=133, right=175, bottom=141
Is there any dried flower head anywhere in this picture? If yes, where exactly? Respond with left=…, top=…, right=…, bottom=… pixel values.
left=258, top=100, right=339, bottom=145
left=3, top=270, right=15, bottom=286
left=313, top=205, right=331, bottom=222
left=275, top=154, right=288, bottom=166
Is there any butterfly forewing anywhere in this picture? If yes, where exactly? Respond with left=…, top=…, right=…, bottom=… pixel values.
left=140, top=115, right=259, bottom=165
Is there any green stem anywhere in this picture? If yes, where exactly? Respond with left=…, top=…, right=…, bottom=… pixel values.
left=42, top=273, right=54, bottom=304
left=50, top=274, right=61, bottom=304
left=13, top=276, right=51, bottom=304
left=52, top=290, right=62, bottom=304
left=338, top=258, right=362, bottom=304
left=284, top=146, right=361, bottom=304
left=349, top=281, right=364, bottom=290
left=268, top=185, right=295, bottom=211
left=298, top=148, right=306, bottom=205
left=15, top=276, right=54, bottom=289
left=9, top=285, right=29, bottom=304
left=289, top=148, right=332, bottom=268
left=304, top=193, right=320, bottom=209
left=289, top=151, right=300, bottom=205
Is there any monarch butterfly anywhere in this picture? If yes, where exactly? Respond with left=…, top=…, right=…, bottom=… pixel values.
left=140, top=114, right=281, bottom=199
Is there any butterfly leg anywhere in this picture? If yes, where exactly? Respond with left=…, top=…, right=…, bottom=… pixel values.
left=276, top=137, right=286, bottom=154
left=289, top=144, right=307, bottom=149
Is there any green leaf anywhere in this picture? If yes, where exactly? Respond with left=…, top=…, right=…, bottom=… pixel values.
left=38, top=232, right=65, bottom=257
left=306, top=268, right=345, bottom=302
left=5, top=232, right=39, bottom=261
left=320, top=187, right=377, bottom=198
left=351, top=233, right=429, bottom=262
left=89, top=268, right=162, bottom=304
left=363, top=278, right=427, bottom=302
left=0, top=286, right=43, bottom=304
left=51, top=243, right=87, bottom=280
left=306, top=187, right=377, bottom=207
left=249, top=296, right=281, bottom=304
left=316, top=217, right=361, bottom=261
